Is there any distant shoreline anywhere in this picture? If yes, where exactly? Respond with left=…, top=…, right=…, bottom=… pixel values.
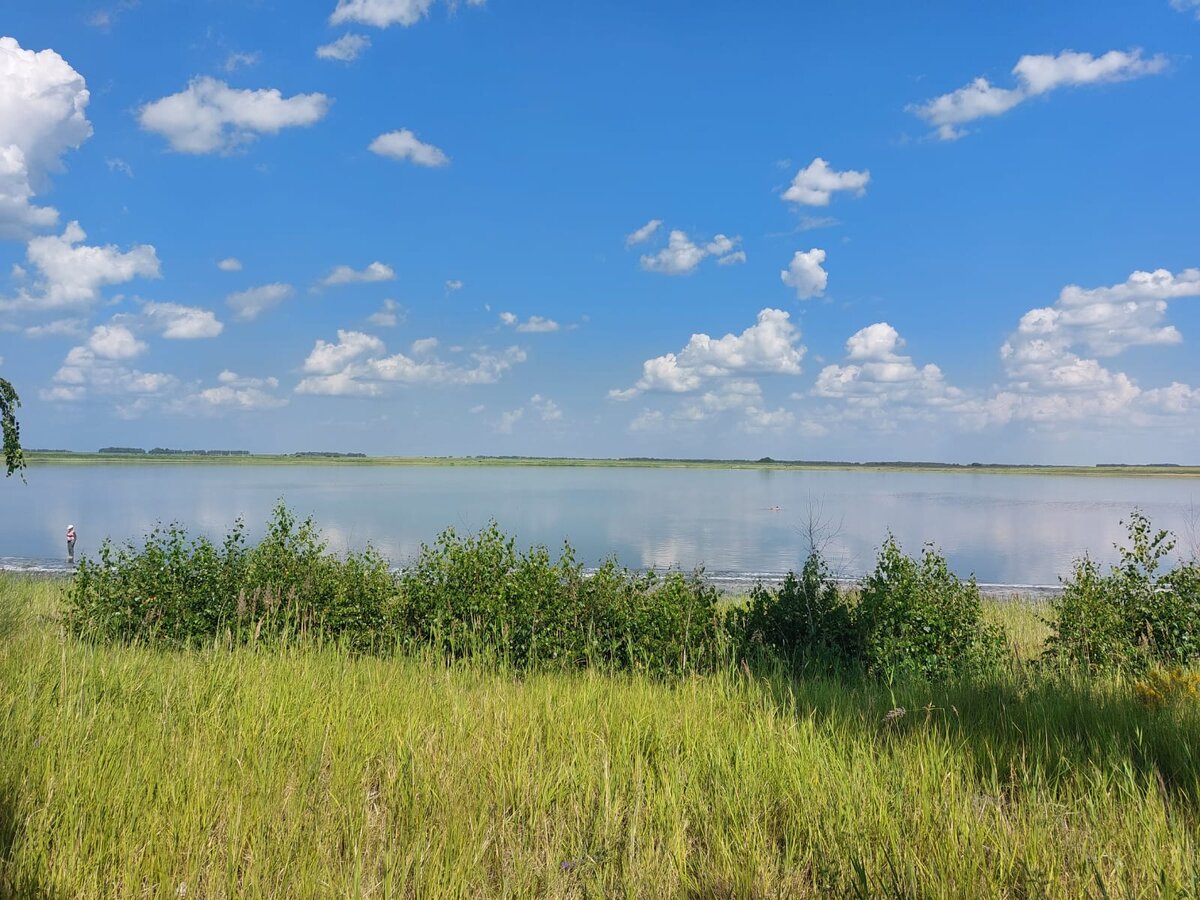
left=21, top=451, right=1200, bottom=478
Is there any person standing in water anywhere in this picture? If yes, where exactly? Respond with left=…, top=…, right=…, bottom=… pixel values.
left=66, top=524, right=76, bottom=564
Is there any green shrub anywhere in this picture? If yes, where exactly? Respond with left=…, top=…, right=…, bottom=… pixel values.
left=735, top=551, right=855, bottom=666
left=1046, top=511, right=1200, bottom=672
left=854, top=536, right=1004, bottom=680
left=393, top=522, right=727, bottom=674
left=65, top=502, right=396, bottom=651
left=739, top=538, right=1004, bottom=680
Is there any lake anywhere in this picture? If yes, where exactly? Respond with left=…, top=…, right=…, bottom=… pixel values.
left=3, top=464, right=1199, bottom=591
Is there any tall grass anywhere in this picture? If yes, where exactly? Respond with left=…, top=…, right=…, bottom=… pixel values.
left=2, top=576, right=1200, bottom=897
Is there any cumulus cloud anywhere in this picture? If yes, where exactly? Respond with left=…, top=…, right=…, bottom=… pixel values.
left=611, top=308, right=804, bottom=400
left=319, top=261, right=395, bottom=286
left=781, top=248, right=828, bottom=300
left=226, top=282, right=293, bottom=321
left=44, top=323, right=176, bottom=403
left=138, top=77, right=330, bottom=154
left=222, top=51, right=260, bottom=73
left=0, top=37, right=92, bottom=239
left=217, top=257, right=242, bottom=271
left=88, top=323, right=146, bottom=360
left=330, top=0, right=486, bottom=28
left=367, top=297, right=404, bottom=327
left=369, top=129, right=449, bottom=166
left=499, top=312, right=560, bottom=333
left=639, top=229, right=744, bottom=275
left=317, top=33, right=371, bottom=61
left=185, top=371, right=286, bottom=412
left=814, top=323, right=962, bottom=411
left=625, top=219, right=662, bottom=247
left=782, top=158, right=870, bottom=207
left=0, top=221, right=159, bottom=312
left=445, top=279, right=464, bottom=292
left=303, top=329, right=386, bottom=375
left=978, top=268, right=1200, bottom=425
left=496, top=407, right=524, bottom=434
left=141, top=301, right=224, bottom=339
left=910, top=48, right=1167, bottom=140
left=295, top=330, right=526, bottom=396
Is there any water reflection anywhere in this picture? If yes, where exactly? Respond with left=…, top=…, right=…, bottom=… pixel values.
left=1, top=464, right=1197, bottom=587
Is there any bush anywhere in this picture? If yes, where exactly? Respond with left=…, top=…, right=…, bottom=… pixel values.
left=739, top=537, right=1004, bottom=680
left=735, top=551, right=855, bottom=666
left=1046, top=511, right=1200, bottom=672
left=64, top=509, right=729, bottom=674
left=854, top=537, right=1004, bottom=680
left=393, top=522, right=727, bottom=674
left=65, top=503, right=397, bottom=651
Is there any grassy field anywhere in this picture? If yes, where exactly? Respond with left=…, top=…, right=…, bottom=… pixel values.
left=2, top=576, right=1199, bottom=898
left=20, top=450, right=1200, bottom=478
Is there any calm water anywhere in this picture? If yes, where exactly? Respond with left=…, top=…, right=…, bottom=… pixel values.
left=3, top=464, right=1199, bottom=590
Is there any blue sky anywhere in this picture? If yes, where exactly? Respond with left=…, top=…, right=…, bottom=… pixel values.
left=1, top=0, right=1198, bottom=463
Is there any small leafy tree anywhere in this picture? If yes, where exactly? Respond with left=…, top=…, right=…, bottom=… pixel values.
left=1, top=378, right=24, bottom=479
left=1046, top=511, right=1200, bottom=672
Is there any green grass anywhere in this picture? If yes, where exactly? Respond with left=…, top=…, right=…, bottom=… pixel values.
left=21, top=451, right=1200, bottom=478
left=2, top=576, right=1199, bottom=897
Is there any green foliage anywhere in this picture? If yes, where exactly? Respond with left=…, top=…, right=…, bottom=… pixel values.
left=65, top=502, right=396, bottom=651
left=739, top=538, right=1004, bottom=680
left=394, top=521, right=727, bottom=674
left=64, top=508, right=727, bottom=674
left=0, top=377, right=24, bottom=479
left=855, top=536, right=1005, bottom=680
left=735, top=551, right=855, bottom=665
left=1046, top=511, right=1200, bottom=672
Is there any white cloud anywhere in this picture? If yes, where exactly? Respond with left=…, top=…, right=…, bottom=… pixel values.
left=499, top=312, right=560, bottom=333
left=625, top=219, right=662, bottom=247
left=717, top=250, right=746, bottom=266
left=367, top=298, right=404, bottom=327
left=0, top=37, right=92, bottom=239
left=612, top=308, right=805, bottom=400
left=496, top=407, right=523, bottom=434
left=1171, top=0, right=1200, bottom=19
left=910, top=49, right=1167, bottom=140
left=222, top=51, right=260, bottom=73
left=814, top=323, right=961, bottom=412
left=141, top=301, right=224, bottom=339
left=138, top=77, right=330, bottom=154
left=780, top=248, right=828, bottom=300
left=530, top=394, right=561, bottom=421
left=319, top=261, right=395, bottom=286
left=330, top=0, right=486, bottom=28
left=106, top=157, right=133, bottom=177
left=87, top=323, right=146, bottom=360
left=369, top=129, right=450, bottom=167
left=782, top=158, right=870, bottom=207
left=978, top=268, right=1200, bottom=425
left=445, top=279, right=464, bottom=292
left=184, top=371, right=285, bottom=412
left=639, top=229, right=744, bottom=275
left=45, top=325, right=176, bottom=404
left=217, top=257, right=242, bottom=272
left=24, top=317, right=84, bottom=338
left=0, top=221, right=160, bottom=312
left=296, top=331, right=525, bottom=396
left=410, top=337, right=439, bottom=355
left=303, top=329, right=386, bottom=375
left=317, top=33, right=371, bottom=61
left=226, top=282, right=293, bottom=321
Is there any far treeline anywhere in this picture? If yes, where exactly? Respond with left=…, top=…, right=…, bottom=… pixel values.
left=92, top=448, right=367, bottom=458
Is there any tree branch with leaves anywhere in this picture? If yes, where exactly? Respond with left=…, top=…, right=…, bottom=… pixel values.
left=1, top=378, right=25, bottom=479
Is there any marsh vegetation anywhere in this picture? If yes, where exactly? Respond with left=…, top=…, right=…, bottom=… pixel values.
left=2, top=509, right=1199, bottom=896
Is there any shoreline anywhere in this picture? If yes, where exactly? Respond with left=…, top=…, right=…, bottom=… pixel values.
left=19, top=451, right=1200, bottom=478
